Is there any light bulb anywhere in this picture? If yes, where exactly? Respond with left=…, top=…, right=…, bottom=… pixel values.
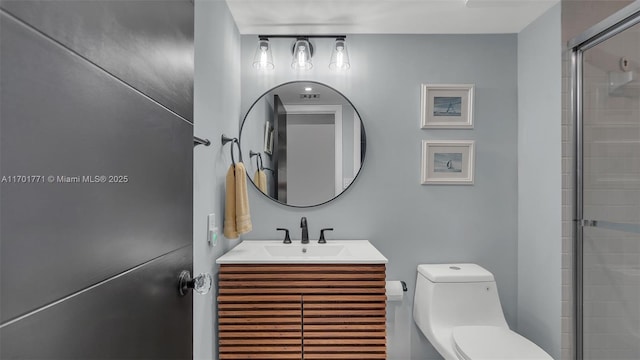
left=297, top=46, right=306, bottom=67
left=259, top=48, right=268, bottom=67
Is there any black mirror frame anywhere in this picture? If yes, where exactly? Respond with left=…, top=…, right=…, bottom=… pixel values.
left=239, top=80, right=367, bottom=208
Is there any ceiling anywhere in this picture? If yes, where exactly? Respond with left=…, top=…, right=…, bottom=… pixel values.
left=225, top=0, right=559, bottom=35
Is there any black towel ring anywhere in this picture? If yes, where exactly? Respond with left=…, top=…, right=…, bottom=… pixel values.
left=221, top=135, right=243, bottom=165
left=249, top=150, right=264, bottom=171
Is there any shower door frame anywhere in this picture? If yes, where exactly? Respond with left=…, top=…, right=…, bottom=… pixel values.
left=569, top=3, right=640, bottom=359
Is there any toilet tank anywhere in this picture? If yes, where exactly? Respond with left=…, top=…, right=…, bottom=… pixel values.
left=413, top=264, right=509, bottom=339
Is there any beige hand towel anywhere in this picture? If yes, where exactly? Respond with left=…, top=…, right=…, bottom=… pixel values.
left=254, top=169, right=268, bottom=194
left=234, top=162, right=252, bottom=235
left=223, top=164, right=238, bottom=239
left=223, top=162, right=253, bottom=239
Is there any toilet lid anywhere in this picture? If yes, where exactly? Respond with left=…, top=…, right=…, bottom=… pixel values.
left=453, top=326, right=553, bottom=360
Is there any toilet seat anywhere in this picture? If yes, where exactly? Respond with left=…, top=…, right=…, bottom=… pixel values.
left=452, top=326, right=553, bottom=360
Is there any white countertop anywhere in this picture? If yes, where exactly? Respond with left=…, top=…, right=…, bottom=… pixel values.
left=216, top=240, right=388, bottom=264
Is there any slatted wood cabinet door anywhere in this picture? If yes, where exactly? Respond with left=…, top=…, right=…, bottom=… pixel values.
left=218, top=264, right=386, bottom=359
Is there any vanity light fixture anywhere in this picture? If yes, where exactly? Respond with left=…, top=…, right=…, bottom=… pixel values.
left=252, top=36, right=274, bottom=70
left=254, top=35, right=350, bottom=71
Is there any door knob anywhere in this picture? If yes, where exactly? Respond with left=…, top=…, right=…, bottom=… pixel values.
left=178, top=270, right=212, bottom=296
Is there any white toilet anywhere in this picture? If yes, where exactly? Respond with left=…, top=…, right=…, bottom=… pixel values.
left=413, top=263, right=553, bottom=360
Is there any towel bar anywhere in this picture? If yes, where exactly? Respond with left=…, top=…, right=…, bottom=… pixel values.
left=194, top=136, right=211, bottom=147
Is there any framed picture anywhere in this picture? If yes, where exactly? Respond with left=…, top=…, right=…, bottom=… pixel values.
left=421, top=140, right=475, bottom=185
left=263, top=121, right=273, bottom=155
left=421, top=84, right=474, bottom=129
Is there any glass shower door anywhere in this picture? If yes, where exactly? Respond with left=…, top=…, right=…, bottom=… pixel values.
left=581, top=20, right=640, bottom=360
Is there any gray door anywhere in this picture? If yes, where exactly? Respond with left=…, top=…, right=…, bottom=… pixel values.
left=286, top=114, right=336, bottom=205
left=0, top=1, right=194, bottom=358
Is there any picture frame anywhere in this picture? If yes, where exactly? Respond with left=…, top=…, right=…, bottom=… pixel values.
left=421, top=140, right=475, bottom=185
left=263, top=121, right=273, bottom=155
left=421, top=84, right=474, bottom=129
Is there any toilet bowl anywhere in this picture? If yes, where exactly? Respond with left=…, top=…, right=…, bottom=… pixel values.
left=413, top=263, right=553, bottom=360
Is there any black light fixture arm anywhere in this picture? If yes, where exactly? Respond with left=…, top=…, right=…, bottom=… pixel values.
left=257, top=35, right=347, bottom=39
left=257, top=35, right=348, bottom=58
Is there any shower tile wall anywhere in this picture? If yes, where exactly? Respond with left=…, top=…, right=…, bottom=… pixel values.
left=581, top=22, right=640, bottom=359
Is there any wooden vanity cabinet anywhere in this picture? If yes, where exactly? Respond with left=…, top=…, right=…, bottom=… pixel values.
left=218, top=264, right=386, bottom=359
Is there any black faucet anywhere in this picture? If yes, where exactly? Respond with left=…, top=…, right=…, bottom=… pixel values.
left=318, top=228, right=333, bottom=244
left=300, top=217, right=309, bottom=244
left=276, top=228, right=291, bottom=244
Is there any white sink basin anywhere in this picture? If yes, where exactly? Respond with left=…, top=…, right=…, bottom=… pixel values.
left=265, top=244, right=346, bottom=257
left=216, top=240, right=387, bottom=264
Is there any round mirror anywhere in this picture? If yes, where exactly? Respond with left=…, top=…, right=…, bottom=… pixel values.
left=239, top=81, right=366, bottom=207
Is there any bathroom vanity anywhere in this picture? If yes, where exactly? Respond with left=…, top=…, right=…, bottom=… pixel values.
left=216, top=240, right=387, bottom=359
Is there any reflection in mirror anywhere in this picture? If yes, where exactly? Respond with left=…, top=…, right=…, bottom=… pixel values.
left=240, top=81, right=366, bottom=207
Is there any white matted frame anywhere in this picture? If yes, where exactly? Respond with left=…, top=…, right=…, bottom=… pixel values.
left=421, top=84, right=474, bottom=129
left=421, top=140, right=475, bottom=185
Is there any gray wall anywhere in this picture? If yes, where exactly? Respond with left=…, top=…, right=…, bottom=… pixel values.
left=193, top=1, right=241, bottom=359
left=240, top=34, right=518, bottom=359
left=517, top=4, right=562, bottom=359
